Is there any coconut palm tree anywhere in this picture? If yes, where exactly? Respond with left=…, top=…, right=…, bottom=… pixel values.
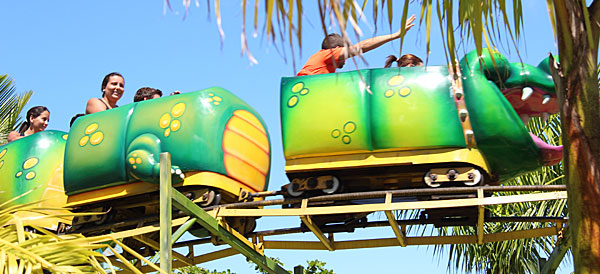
left=0, top=74, right=32, bottom=145
left=166, top=0, right=599, bottom=271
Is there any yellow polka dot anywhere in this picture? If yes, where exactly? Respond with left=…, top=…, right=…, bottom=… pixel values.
left=299, top=88, right=309, bottom=95
left=0, top=149, right=6, bottom=159
left=214, top=96, right=222, bottom=102
left=129, top=158, right=135, bottom=165
left=291, top=82, right=304, bottom=93
left=164, top=128, right=171, bottom=137
left=344, top=122, right=356, bottom=133
left=171, top=103, right=186, bottom=117
left=90, top=132, right=104, bottom=145
left=342, top=135, right=351, bottom=144
left=214, top=102, right=220, bottom=105
left=159, top=113, right=171, bottom=128
left=388, top=75, right=404, bottom=86
left=331, top=129, right=341, bottom=138
left=85, top=123, right=98, bottom=134
left=23, top=158, right=39, bottom=170
left=79, top=136, right=89, bottom=146
left=133, top=165, right=137, bottom=169
left=62, top=134, right=68, bottom=140
left=399, top=87, right=411, bottom=97
left=287, top=96, right=299, bottom=108
left=207, top=98, right=214, bottom=102
left=384, top=89, right=394, bottom=98
left=25, top=171, right=35, bottom=180
left=133, top=153, right=138, bottom=157
left=16, top=171, right=22, bottom=178
left=135, top=158, right=142, bottom=164
left=170, top=120, right=181, bottom=131
left=208, top=93, right=214, bottom=96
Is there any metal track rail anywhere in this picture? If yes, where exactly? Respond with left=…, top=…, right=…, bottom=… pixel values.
left=205, top=185, right=567, bottom=210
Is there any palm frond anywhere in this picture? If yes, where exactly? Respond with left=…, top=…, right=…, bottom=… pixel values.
left=0, top=75, right=33, bottom=145
left=164, top=1, right=525, bottom=70
left=0, top=199, right=152, bottom=273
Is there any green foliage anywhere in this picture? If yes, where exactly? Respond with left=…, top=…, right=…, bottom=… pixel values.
left=175, top=265, right=235, bottom=274
left=304, top=259, right=335, bottom=274
left=252, top=257, right=288, bottom=274
left=249, top=257, right=334, bottom=274
left=0, top=74, right=32, bottom=145
left=0, top=197, right=121, bottom=273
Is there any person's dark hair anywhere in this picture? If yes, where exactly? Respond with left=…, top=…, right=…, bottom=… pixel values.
left=70, top=113, right=85, bottom=127
left=134, top=87, right=163, bottom=102
left=101, top=72, right=124, bottom=95
left=384, top=54, right=424, bottom=68
left=18, top=106, right=49, bottom=134
left=384, top=55, right=399, bottom=68
left=321, top=34, right=345, bottom=49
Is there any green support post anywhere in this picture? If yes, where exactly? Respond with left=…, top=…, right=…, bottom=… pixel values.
left=159, top=152, right=288, bottom=274
left=172, top=218, right=198, bottom=245
left=160, top=152, right=172, bottom=273
left=541, top=225, right=571, bottom=274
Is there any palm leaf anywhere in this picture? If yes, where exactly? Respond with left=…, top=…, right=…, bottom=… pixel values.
left=0, top=188, right=147, bottom=273
left=0, top=75, right=33, bottom=145
left=0, top=204, right=106, bottom=273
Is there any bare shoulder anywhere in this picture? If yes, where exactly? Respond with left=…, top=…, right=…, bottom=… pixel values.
left=85, top=98, right=105, bottom=114
left=7, top=131, right=21, bottom=142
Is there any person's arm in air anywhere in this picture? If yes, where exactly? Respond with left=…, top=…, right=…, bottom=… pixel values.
left=341, top=14, right=416, bottom=58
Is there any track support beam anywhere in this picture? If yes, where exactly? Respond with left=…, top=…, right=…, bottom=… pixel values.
left=384, top=193, right=407, bottom=247
left=541, top=224, right=571, bottom=274
left=159, top=153, right=172, bottom=273
left=477, top=188, right=485, bottom=244
left=160, top=152, right=288, bottom=274
left=300, top=199, right=335, bottom=251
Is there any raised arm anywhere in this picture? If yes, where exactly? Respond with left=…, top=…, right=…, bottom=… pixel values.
left=342, top=14, right=416, bottom=58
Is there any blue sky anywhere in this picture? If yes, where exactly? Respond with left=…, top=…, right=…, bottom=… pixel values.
left=2, top=1, right=571, bottom=273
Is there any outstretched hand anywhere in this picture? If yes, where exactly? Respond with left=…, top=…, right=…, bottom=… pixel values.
left=393, top=14, right=416, bottom=37
left=404, top=14, right=416, bottom=32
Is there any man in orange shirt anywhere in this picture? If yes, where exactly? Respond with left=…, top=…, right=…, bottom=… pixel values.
left=297, top=15, right=416, bottom=76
